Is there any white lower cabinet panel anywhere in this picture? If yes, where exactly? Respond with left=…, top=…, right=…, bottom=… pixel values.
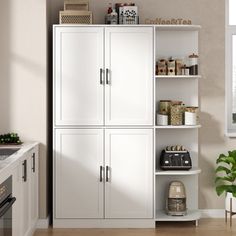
left=105, top=129, right=153, bottom=218
left=55, top=129, right=104, bottom=218
left=54, top=128, right=154, bottom=223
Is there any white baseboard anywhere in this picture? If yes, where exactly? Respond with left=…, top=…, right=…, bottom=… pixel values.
left=53, top=219, right=155, bottom=228
left=42, top=210, right=225, bottom=229
left=200, top=209, right=225, bottom=218
left=37, top=217, right=49, bottom=229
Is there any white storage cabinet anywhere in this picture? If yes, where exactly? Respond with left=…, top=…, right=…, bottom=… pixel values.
left=53, top=25, right=154, bottom=228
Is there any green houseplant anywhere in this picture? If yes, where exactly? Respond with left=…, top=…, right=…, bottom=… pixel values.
left=215, top=150, right=236, bottom=212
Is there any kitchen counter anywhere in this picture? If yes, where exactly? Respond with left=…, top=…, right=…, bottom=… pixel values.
left=0, top=142, right=39, bottom=183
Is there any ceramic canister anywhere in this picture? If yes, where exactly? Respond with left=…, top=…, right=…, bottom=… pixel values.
left=157, top=114, right=168, bottom=126
left=159, top=100, right=171, bottom=115
left=185, top=106, right=199, bottom=124
left=189, top=53, right=198, bottom=75
left=185, top=112, right=197, bottom=125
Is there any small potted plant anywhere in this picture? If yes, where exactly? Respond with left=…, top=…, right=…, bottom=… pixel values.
left=215, top=150, right=236, bottom=213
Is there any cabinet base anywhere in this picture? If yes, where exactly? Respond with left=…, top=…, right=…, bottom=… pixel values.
left=53, top=219, right=155, bottom=228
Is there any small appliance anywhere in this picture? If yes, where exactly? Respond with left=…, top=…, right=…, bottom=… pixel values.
left=160, top=146, right=192, bottom=170
left=166, top=181, right=187, bottom=216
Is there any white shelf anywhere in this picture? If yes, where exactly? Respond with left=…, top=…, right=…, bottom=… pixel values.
left=155, top=75, right=201, bottom=79
left=155, top=25, right=201, bottom=31
left=155, top=209, right=201, bottom=222
left=155, top=168, right=201, bottom=176
left=155, top=125, right=201, bottom=129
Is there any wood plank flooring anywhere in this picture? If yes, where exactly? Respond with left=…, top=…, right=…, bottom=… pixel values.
left=34, top=219, right=236, bottom=236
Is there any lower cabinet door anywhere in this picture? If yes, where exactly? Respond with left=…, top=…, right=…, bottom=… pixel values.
left=21, top=156, right=31, bottom=236
left=30, top=147, right=39, bottom=228
left=105, top=129, right=153, bottom=218
left=55, top=129, right=104, bottom=218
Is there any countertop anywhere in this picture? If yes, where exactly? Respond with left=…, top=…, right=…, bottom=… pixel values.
left=0, top=142, right=39, bottom=183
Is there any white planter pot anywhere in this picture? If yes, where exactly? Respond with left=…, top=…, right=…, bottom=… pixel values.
left=225, top=192, right=236, bottom=212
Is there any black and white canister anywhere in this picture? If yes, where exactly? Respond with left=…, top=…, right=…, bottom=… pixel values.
left=189, top=53, right=198, bottom=75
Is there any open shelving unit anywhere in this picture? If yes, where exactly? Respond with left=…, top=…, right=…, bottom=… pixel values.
left=155, top=210, right=201, bottom=224
left=154, top=25, right=201, bottom=226
left=155, top=168, right=201, bottom=176
left=155, top=125, right=201, bottom=129
left=155, top=75, right=201, bottom=79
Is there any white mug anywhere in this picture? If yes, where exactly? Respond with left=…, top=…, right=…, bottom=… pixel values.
left=157, top=114, right=168, bottom=126
left=185, top=112, right=197, bottom=125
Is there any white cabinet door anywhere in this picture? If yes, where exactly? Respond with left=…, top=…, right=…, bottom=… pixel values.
left=12, top=166, right=22, bottom=236
left=55, top=129, right=104, bottom=218
left=21, top=155, right=31, bottom=236
left=105, top=129, right=153, bottom=218
left=54, top=27, right=104, bottom=126
left=30, top=147, right=39, bottom=228
left=105, top=27, right=154, bottom=126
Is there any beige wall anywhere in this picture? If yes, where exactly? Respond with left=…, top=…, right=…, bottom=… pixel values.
left=50, top=0, right=236, bottom=210
left=0, top=0, right=48, bottom=218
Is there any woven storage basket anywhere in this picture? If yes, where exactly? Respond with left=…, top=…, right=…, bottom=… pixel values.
left=64, top=0, right=89, bottom=11
left=170, top=104, right=184, bottom=125
left=60, top=10, right=92, bottom=24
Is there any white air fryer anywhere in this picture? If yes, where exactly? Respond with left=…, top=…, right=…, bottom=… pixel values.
left=166, top=181, right=187, bottom=216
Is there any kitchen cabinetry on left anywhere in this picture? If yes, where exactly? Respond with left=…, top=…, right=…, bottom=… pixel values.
left=12, top=145, right=39, bottom=236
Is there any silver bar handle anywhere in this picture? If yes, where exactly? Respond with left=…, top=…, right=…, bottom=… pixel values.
left=106, top=166, right=109, bottom=182
left=32, top=153, right=35, bottom=173
left=22, top=160, right=27, bottom=182
left=99, top=166, right=103, bottom=182
left=106, top=68, right=109, bottom=85
left=100, top=68, right=104, bottom=85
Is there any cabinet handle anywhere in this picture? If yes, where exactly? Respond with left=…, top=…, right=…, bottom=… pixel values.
left=99, top=166, right=103, bottom=182
left=106, top=166, right=109, bottom=182
left=32, top=153, right=35, bottom=173
left=100, top=68, right=103, bottom=85
left=106, top=68, right=109, bottom=85
left=22, top=160, right=27, bottom=182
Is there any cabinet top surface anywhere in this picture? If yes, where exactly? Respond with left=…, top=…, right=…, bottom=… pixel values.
left=53, top=24, right=201, bottom=31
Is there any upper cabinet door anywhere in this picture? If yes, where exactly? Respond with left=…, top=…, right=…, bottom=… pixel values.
left=54, top=27, right=104, bottom=126
left=105, top=27, right=154, bottom=126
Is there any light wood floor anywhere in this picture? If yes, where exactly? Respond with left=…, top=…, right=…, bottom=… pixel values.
left=34, top=219, right=236, bottom=236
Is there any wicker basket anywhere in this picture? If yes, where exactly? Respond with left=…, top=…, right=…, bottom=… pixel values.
left=64, top=0, right=89, bottom=11
left=60, top=10, right=92, bottom=24
left=170, top=103, right=184, bottom=126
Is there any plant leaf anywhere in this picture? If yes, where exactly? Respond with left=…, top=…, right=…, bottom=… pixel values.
left=216, top=154, right=226, bottom=164
left=215, top=166, right=231, bottom=174
left=216, top=185, right=230, bottom=196
left=215, top=176, right=235, bottom=183
left=216, top=156, right=236, bottom=165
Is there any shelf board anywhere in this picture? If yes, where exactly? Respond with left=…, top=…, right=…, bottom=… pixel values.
left=155, top=125, right=201, bottom=129
left=155, top=168, right=201, bottom=176
left=155, top=25, right=201, bottom=31
left=155, top=209, right=201, bottom=222
left=155, top=75, right=201, bottom=79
